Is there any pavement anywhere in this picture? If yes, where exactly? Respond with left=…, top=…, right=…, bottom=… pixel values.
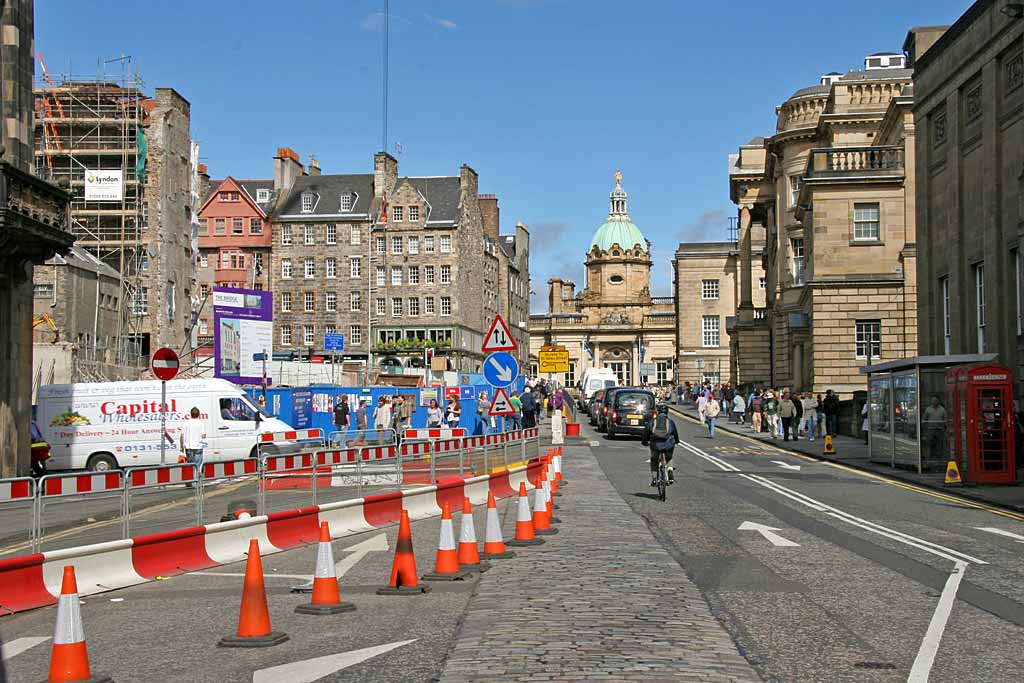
left=670, top=401, right=1024, bottom=513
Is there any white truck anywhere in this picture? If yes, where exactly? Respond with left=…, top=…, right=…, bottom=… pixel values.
left=37, top=378, right=295, bottom=472
left=577, top=368, right=619, bottom=409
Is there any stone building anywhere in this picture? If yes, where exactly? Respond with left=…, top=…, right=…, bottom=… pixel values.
left=530, top=173, right=676, bottom=386
left=729, top=50, right=924, bottom=396
left=909, top=2, right=1023, bottom=400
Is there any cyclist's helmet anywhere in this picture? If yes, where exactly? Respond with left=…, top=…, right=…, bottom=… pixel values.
left=656, top=403, right=670, bottom=415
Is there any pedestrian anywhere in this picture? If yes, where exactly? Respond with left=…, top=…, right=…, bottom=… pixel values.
left=374, top=396, right=392, bottom=444
left=793, top=391, right=804, bottom=438
left=732, top=392, right=746, bottom=425
left=922, top=395, right=947, bottom=462
left=823, top=389, right=840, bottom=437
left=446, top=397, right=462, bottom=430
left=701, top=392, right=721, bottom=438
left=477, top=392, right=492, bottom=435
left=750, top=390, right=763, bottom=434
left=355, top=399, right=369, bottom=437
left=333, top=395, right=350, bottom=446
left=426, top=398, right=443, bottom=428
left=815, top=393, right=825, bottom=439
left=862, top=401, right=870, bottom=444
left=778, top=391, right=797, bottom=441
left=696, top=391, right=708, bottom=424
left=179, top=407, right=206, bottom=486
left=521, top=388, right=536, bottom=429
left=801, top=393, right=818, bottom=441
left=510, top=391, right=523, bottom=431
left=551, top=388, right=565, bottom=445
left=396, top=395, right=413, bottom=437
left=765, top=391, right=779, bottom=438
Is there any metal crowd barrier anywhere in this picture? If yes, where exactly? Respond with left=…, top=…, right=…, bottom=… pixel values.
left=326, top=428, right=397, bottom=448
left=124, top=463, right=198, bottom=537
left=0, top=477, right=36, bottom=554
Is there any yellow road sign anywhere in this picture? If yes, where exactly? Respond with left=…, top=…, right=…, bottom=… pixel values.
left=538, top=348, right=569, bottom=373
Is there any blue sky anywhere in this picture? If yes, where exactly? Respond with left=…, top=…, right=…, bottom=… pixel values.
left=38, top=0, right=971, bottom=310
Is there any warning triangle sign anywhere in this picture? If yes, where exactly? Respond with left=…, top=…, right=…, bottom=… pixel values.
left=482, top=315, right=517, bottom=353
left=488, top=387, right=515, bottom=416
left=944, top=459, right=962, bottom=485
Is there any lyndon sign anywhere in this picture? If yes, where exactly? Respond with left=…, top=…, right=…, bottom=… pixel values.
left=85, top=169, right=123, bottom=201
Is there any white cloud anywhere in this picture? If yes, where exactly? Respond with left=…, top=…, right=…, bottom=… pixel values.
left=425, top=14, right=458, bottom=29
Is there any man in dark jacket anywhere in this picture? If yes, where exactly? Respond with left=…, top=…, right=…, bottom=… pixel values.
left=823, top=390, right=840, bottom=436
left=521, top=388, right=537, bottom=428
left=642, top=404, right=678, bottom=486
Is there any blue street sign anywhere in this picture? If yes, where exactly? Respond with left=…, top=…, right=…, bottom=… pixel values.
left=460, top=386, right=477, bottom=401
left=483, top=351, right=519, bottom=388
left=324, top=333, right=345, bottom=351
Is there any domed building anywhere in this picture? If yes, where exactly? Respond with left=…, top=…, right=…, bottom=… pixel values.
left=529, top=172, right=677, bottom=387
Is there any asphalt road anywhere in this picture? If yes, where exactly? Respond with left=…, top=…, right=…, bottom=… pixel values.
left=590, top=412, right=1024, bottom=683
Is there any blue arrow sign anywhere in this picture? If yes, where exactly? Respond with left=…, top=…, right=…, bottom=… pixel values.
left=483, top=351, right=519, bottom=388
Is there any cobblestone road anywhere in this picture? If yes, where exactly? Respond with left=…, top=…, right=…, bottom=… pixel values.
left=438, top=440, right=761, bottom=682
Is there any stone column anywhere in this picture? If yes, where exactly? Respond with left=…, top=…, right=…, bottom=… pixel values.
left=738, top=204, right=753, bottom=309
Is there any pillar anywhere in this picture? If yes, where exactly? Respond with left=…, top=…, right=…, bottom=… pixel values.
left=739, top=204, right=753, bottom=309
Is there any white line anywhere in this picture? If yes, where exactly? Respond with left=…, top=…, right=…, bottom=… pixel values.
left=1, top=636, right=50, bottom=662
left=189, top=571, right=312, bottom=580
left=975, top=527, right=1024, bottom=543
left=253, top=639, right=417, bottom=683
left=907, top=562, right=967, bottom=683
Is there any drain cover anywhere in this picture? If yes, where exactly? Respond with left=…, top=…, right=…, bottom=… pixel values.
left=854, top=662, right=898, bottom=670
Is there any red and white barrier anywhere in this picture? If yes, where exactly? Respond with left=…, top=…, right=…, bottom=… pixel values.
left=259, top=428, right=324, bottom=443
left=40, top=472, right=122, bottom=498
left=0, top=477, right=33, bottom=501
left=202, top=459, right=259, bottom=480
left=127, top=464, right=196, bottom=488
left=403, top=428, right=466, bottom=440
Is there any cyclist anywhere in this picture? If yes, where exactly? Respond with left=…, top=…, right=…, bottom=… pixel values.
left=642, top=404, right=678, bottom=486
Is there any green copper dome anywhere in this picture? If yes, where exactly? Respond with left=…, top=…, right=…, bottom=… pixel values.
left=590, top=219, right=646, bottom=252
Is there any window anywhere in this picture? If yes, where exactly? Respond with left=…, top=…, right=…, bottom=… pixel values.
left=375, top=236, right=386, bottom=254
left=257, top=188, right=270, bottom=203
left=220, top=251, right=231, bottom=268
left=391, top=236, right=403, bottom=254
left=408, top=297, right=420, bottom=316
left=975, top=263, right=986, bottom=352
left=304, top=257, right=315, bottom=278
left=301, top=193, right=314, bottom=213
left=325, top=257, right=337, bottom=278
left=440, top=235, right=452, bottom=253
left=200, top=284, right=209, bottom=300
left=323, top=325, right=336, bottom=343
left=340, top=193, right=353, bottom=212
left=232, top=217, right=243, bottom=234
left=408, top=266, right=419, bottom=285
left=215, top=218, right=226, bottom=234
left=133, top=287, right=149, bottom=316
left=855, top=320, right=881, bottom=359
left=391, top=266, right=403, bottom=285
left=701, top=279, right=720, bottom=300
left=759, top=277, right=766, bottom=289
left=303, top=291, right=315, bottom=312
left=326, top=224, right=337, bottom=245
left=250, top=218, right=262, bottom=234
left=941, top=276, right=951, bottom=354
left=393, top=206, right=403, bottom=222
left=350, top=226, right=361, bottom=245
left=281, top=225, right=293, bottom=245
left=33, top=283, right=53, bottom=298
left=304, top=225, right=315, bottom=245
left=281, top=326, right=292, bottom=345
left=425, top=297, right=436, bottom=314
left=409, top=206, right=420, bottom=222
left=199, top=254, right=208, bottom=268
left=656, top=361, right=670, bottom=385
left=424, top=236, right=435, bottom=253
left=350, top=291, right=362, bottom=312
left=281, top=291, right=292, bottom=312
left=281, top=258, right=293, bottom=279
left=350, top=325, right=362, bottom=345
left=325, top=291, right=337, bottom=312
left=198, top=319, right=208, bottom=335
left=350, top=256, right=362, bottom=278
left=375, top=298, right=386, bottom=316
left=376, top=266, right=386, bottom=287
left=790, top=174, right=802, bottom=207
left=254, top=252, right=264, bottom=273
left=440, top=296, right=452, bottom=316
left=791, top=238, right=805, bottom=286
left=440, top=265, right=452, bottom=284
left=199, top=218, right=208, bottom=235
left=853, top=203, right=880, bottom=241
left=303, top=325, right=315, bottom=346
left=702, top=315, right=720, bottom=347
left=425, top=265, right=435, bottom=284
left=408, top=237, right=419, bottom=254
left=392, top=298, right=403, bottom=317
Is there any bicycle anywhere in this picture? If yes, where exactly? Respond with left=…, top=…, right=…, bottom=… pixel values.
left=654, top=451, right=670, bottom=502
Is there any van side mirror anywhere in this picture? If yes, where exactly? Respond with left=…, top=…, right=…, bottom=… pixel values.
left=255, top=411, right=262, bottom=425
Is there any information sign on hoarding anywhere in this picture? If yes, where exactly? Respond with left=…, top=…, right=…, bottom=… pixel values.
left=213, top=287, right=273, bottom=386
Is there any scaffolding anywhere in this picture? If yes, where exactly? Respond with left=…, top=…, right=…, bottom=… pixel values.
left=33, top=58, right=146, bottom=369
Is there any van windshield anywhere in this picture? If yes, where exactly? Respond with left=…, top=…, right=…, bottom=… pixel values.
left=219, top=396, right=258, bottom=422
left=603, top=379, right=617, bottom=388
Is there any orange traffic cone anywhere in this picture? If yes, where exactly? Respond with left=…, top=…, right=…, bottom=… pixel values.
left=555, top=453, right=565, bottom=486
left=295, top=522, right=356, bottom=615
left=483, top=491, right=515, bottom=559
left=506, top=482, right=544, bottom=546
left=421, top=502, right=471, bottom=581
left=533, top=472, right=558, bottom=536
left=44, top=566, right=113, bottom=683
left=544, top=476, right=561, bottom=525
left=378, top=509, right=431, bottom=594
left=219, top=539, right=289, bottom=648
left=549, top=460, right=560, bottom=497
left=456, top=496, right=491, bottom=572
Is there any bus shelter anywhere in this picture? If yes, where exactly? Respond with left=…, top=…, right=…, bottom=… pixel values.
left=860, top=354, right=996, bottom=474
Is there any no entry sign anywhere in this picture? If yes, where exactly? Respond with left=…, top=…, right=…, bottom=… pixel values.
left=151, top=347, right=180, bottom=381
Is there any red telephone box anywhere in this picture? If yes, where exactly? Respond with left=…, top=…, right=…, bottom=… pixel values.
left=945, top=364, right=1016, bottom=484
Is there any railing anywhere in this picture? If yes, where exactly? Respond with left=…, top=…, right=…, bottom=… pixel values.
left=806, top=146, right=904, bottom=179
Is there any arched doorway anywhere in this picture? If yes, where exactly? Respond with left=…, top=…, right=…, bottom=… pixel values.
left=601, top=346, right=632, bottom=385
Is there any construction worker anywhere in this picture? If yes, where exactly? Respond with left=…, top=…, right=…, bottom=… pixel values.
left=30, top=412, right=50, bottom=477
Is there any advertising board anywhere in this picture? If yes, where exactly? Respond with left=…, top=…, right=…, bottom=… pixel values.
left=213, top=286, right=273, bottom=386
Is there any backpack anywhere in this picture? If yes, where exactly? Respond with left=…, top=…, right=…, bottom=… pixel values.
left=651, top=414, right=672, bottom=440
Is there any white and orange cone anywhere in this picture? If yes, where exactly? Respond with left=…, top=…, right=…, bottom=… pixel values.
left=544, top=476, right=561, bottom=524
left=456, top=497, right=491, bottom=572
left=44, top=565, right=113, bottom=683
left=555, top=453, right=564, bottom=485
left=295, top=522, right=356, bottom=615
left=422, top=502, right=471, bottom=581
left=533, top=472, right=558, bottom=535
left=506, top=482, right=544, bottom=546
left=483, top=491, right=515, bottom=558
left=219, top=539, right=289, bottom=648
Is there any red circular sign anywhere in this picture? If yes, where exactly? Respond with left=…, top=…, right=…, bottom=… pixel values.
left=151, top=347, right=180, bottom=381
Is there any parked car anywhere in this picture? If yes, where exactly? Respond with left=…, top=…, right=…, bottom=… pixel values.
left=597, top=387, right=633, bottom=432
left=606, top=389, right=656, bottom=439
left=588, top=389, right=606, bottom=426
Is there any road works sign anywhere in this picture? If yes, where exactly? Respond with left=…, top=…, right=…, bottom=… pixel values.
left=151, top=347, right=180, bottom=381
left=488, top=387, right=515, bottom=416
left=538, top=345, right=569, bottom=373
left=483, top=351, right=519, bottom=388
left=482, top=314, right=517, bottom=352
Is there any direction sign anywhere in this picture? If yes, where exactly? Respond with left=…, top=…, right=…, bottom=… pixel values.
left=459, top=386, right=477, bottom=401
left=538, top=346, right=569, bottom=374
left=482, top=314, right=517, bottom=352
left=483, top=351, right=519, bottom=388
left=324, top=333, right=346, bottom=351
left=488, top=387, right=515, bottom=416
left=151, top=347, right=180, bottom=381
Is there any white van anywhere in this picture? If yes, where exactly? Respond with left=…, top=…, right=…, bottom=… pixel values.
left=577, top=368, right=619, bottom=409
left=37, top=378, right=295, bottom=472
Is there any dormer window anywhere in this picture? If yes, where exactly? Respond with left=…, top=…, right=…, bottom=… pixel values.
left=301, top=192, right=315, bottom=213
left=256, top=189, right=270, bottom=203
left=340, top=193, right=354, bottom=212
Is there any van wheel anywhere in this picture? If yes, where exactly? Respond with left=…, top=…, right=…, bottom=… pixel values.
left=87, top=453, right=118, bottom=472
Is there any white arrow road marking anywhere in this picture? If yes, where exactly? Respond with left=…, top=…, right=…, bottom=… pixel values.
left=1, top=636, right=50, bottom=661
left=335, top=532, right=389, bottom=577
left=488, top=356, right=514, bottom=383
left=975, top=527, right=1024, bottom=543
left=772, top=461, right=802, bottom=471
left=908, top=561, right=968, bottom=683
left=738, top=521, right=800, bottom=547
left=253, top=639, right=416, bottom=683
left=190, top=571, right=311, bottom=579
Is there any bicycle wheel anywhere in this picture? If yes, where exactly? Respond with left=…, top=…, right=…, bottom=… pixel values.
left=657, top=464, right=667, bottom=502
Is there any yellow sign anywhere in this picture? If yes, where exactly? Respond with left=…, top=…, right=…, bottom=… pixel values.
left=823, top=435, right=836, bottom=455
left=538, top=346, right=569, bottom=373
left=944, top=459, right=962, bottom=485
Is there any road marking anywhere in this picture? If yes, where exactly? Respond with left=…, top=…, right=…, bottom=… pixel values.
left=1, top=636, right=50, bottom=661
left=772, top=461, right=802, bottom=471
left=907, top=561, right=967, bottom=683
left=975, top=527, right=1024, bottom=543
left=738, top=521, right=800, bottom=547
left=252, top=639, right=416, bottom=682
left=679, top=440, right=985, bottom=565
left=335, top=532, right=389, bottom=576
left=190, top=571, right=312, bottom=579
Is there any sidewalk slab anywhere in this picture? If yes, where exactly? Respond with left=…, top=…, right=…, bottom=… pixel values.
left=670, top=403, right=1024, bottom=513
left=438, top=439, right=760, bottom=683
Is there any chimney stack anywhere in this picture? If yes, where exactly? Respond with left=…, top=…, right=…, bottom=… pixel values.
left=274, top=147, right=304, bottom=193
left=308, top=155, right=321, bottom=176
left=196, top=163, right=211, bottom=202
left=374, top=151, right=398, bottom=198
left=479, top=194, right=499, bottom=240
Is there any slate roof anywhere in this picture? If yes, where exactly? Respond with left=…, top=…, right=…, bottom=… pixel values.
left=275, top=174, right=375, bottom=218
left=499, top=235, right=516, bottom=259
left=48, top=244, right=121, bottom=280
left=239, top=181, right=274, bottom=210
left=406, top=176, right=461, bottom=225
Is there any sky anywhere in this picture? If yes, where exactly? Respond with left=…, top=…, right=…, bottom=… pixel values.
left=37, top=0, right=972, bottom=311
